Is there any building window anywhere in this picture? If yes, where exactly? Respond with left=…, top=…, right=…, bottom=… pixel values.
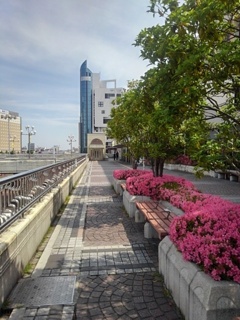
left=105, top=93, right=115, bottom=99
left=98, top=101, right=104, bottom=107
left=103, top=117, right=110, bottom=124
left=101, top=110, right=105, bottom=114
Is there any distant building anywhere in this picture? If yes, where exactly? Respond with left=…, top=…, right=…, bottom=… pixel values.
left=28, top=142, right=35, bottom=153
left=79, top=60, right=124, bottom=153
left=0, top=109, right=21, bottom=153
left=87, top=133, right=106, bottom=161
left=79, top=60, right=93, bottom=153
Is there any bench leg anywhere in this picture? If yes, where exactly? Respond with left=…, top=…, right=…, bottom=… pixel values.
left=144, top=222, right=159, bottom=239
left=135, top=209, right=145, bottom=223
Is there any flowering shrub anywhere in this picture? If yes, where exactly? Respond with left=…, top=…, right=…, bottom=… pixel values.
left=116, top=169, right=240, bottom=283
left=113, top=169, right=151, bottom=180
left=175, top=154, right=195, bottom=165
left=126, top=173, right=197, bottom=201
left=170, top=205, right=240, bottom=283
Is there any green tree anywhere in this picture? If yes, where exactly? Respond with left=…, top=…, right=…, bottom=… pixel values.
left=107, top=81, right=148, bottom=168
left=135, top=0, right=240, bottom=173
left=107, top=77, right=191, bottom=176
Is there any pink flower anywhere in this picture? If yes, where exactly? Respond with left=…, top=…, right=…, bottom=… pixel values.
left=113, top=169, right=151, bottom=180
left=114, top=169, right=240, bottom=283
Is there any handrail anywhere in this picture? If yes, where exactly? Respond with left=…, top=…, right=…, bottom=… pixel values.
left=0, top=155, right=87, bottom=232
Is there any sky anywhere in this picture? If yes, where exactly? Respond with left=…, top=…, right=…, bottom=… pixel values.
left=0, top=1, right=162, bottom=150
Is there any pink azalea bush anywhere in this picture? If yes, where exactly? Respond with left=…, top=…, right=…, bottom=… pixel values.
left=126, top=173, right=197, bottom=201
left=116, top=169, right=240, bottom=283
left=113, top=169, right=151, bottom=180
left=170, top=205, right=240, bottom=283
left=175, top=154, right=195, bottom=166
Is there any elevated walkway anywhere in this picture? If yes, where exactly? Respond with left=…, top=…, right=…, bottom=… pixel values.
left=3, top=161, right=240, bottom=319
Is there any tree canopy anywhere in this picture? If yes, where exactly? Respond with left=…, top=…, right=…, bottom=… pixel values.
left=108, top=0, right=240, bottom=175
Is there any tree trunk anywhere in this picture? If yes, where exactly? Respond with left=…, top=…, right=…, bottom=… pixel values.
left=132, top=157, right=138, bottom=169
left=159, top=159, right=164, bottom=177
left=153, top=157, right=165, bottom=177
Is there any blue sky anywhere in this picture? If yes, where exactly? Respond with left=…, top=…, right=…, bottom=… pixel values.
left=0, top=1, right=161, bottom=150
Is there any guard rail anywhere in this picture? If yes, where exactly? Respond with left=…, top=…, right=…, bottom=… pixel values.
left=0, top=155, right=86, bottom=232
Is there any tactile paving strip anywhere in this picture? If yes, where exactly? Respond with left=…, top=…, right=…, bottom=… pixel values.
left=8, top=276, right=76, bottom=308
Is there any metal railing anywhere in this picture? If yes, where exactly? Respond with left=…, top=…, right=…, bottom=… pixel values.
left=0, top=155, right=87, bottom=232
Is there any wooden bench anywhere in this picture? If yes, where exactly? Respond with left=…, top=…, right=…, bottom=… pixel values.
left=135, top=201, right=177, bottom=239
left=120, top=183, right=126, bottom=196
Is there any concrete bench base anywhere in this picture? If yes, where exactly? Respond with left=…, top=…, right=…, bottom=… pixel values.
left=123, top=190, right=150, bottom=218
left=135, top=209, right=145, bottom=223
left=135, top=209, right=163, bottom=238
left=144, top=221, right=159, bottom=238
left=159, top=237, right=240, bottom=320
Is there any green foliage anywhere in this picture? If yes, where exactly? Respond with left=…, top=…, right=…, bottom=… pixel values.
left=162, top=181, right=180, bottom=191
left=108, top=0, right=240, bottom=175
left=134, top=0, right=240, bottom=174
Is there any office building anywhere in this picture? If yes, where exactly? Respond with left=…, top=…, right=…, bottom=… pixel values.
left=0, top=109, right=21, bottom=153
left=79, top=60, right=92, bottom=153
left=79, top=60, right=124, bottom=153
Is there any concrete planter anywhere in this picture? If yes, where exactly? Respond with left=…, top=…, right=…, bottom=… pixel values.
left=164, top=163, right=195, bottom=173
left=159, top=237, right=240, bottom=320
left=123, top=190, right=150, bottom=218
left=218, top=172, right=226, bottom=179
left=112, top=177, right=125, bottom=195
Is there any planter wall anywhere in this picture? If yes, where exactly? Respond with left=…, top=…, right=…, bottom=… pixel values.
left=159, top=236, right=240, bottom=320
left=112, top=177, right=125, bottom=195
left=164, top=163, right=216, bottom=178
left=123, top=190, right=150, bottom=218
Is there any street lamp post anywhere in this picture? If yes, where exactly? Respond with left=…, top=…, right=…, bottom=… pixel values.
left=67, top=135, right=76, bottom=157
left=21, top=125, right=36, bottom=159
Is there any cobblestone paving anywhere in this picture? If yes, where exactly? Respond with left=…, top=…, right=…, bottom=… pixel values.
left=76, top=273, right=178, bottom=319
left=7, top=161, right=183, bottom=319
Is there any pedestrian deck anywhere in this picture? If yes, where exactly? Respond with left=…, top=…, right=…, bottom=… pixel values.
left=4, top=160, right=240, bottom=319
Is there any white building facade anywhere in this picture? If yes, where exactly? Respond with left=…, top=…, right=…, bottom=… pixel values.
left=91, top=73, right=125, bottom=148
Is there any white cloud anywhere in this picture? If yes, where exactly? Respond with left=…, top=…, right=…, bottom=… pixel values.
left=0, top=0, right=161, bottom=149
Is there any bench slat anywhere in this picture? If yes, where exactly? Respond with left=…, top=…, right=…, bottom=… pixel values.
left=136, top=201, right=177, bottom=239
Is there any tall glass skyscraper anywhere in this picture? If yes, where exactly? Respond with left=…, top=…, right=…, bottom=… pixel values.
left=79, top=60, right=92, bottom=153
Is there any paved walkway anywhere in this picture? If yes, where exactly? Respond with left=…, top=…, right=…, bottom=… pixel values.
left=5, top=160, right=240, bottom=319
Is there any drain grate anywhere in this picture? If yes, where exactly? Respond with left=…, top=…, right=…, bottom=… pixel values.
left=8, top=276, right=76, bottom=308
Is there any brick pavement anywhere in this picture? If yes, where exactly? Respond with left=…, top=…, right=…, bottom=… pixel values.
left=5, top=160, right=240, bottom=319
left=6, top=160, right=183, bottom=320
